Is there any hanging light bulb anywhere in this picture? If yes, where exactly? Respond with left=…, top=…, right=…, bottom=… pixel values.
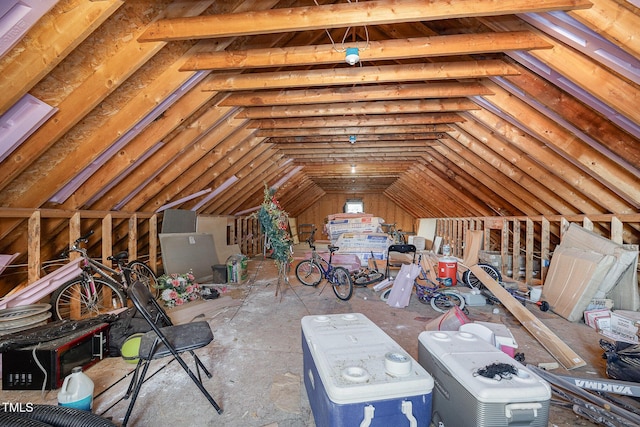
left=351, top=165, right=356, bottom=173
left=349, top=135, right=356, bottom=144
left=345, top=47, right=360, bottom=65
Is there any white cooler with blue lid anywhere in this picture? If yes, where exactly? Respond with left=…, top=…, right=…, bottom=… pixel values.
left=301, top=313, right=433, bottom=427
left=418, top=330, right=551, bottom=427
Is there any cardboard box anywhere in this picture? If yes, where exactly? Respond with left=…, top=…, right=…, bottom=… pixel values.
left=609, top=310, right=640, bottom=343
left=584, top=309, right=611, bottom=329
left=594, top=316, right=611, bottom=332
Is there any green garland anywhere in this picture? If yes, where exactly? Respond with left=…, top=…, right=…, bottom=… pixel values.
left=254, top=184, right=293, bottom=268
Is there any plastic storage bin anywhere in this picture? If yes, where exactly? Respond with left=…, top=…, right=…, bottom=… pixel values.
left=302, top=313, right=433, bottom=427
left=418, top=330, right=550, bottom=427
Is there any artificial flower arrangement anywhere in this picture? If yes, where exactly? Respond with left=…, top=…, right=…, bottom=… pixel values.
left=155, top=272, right=200, bottom=308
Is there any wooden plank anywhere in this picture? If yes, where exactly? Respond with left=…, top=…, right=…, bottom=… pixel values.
left=128, top=215, right=138, bottom=261
left=202, top=60, right=520, bottom=91
left=181, top=31, right=551, bottom=70
left=461, top=229, right=483, bottom=267
left=470, top=264, right=586, bottom=370
left=149, top=214, right=158, bottom=274
left=501, top=219, right=510, bottom=278
left=525, top=218, right=534, bottom=285
left=512, top=218, right=521, bottom=280
left=611, top=216, right=623, bottom=244
left=541, top=217, right=550, bottom=282
left=102, top=214, right=113, bottom=265
left=221, top=82, right=494, bottom=106
left=69, top=213, right=81, bottom=261
left=28, top=211, right=41, bottom=284
left=139, top=0, right=592, bottom=41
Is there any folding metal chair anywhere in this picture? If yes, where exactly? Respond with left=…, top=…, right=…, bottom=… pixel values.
left=122, top=281, right=223, bottom=426
left=385, top=244, right=417, bottom=279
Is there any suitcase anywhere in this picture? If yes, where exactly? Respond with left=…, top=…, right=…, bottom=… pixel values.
left=301, top=313, right=433, bottom=427
left=418, top=330, right=551, bottom=427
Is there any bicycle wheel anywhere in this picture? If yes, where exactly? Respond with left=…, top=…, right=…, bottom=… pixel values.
left=51, top=277, right=126, bottom=321
left=430, top=290, right=465, bottom=313
left=354, top=270, right=385, bottom=286
left=127, top=260, right=160, bottom=298
left=331, top=267, right=353, bottom=301
left=295, top=260, right=322, bottom=286
left=463, top=263, right=502, bottom=289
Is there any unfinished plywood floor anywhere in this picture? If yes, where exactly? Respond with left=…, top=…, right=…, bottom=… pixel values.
left=0, top=245, right=613, bottom=426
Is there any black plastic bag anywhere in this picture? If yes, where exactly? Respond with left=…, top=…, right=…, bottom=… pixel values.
left=600, top=339, right=640, bottom=382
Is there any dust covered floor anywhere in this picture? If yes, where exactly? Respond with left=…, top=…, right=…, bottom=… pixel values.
left=0, top=246, right=626, bottom=426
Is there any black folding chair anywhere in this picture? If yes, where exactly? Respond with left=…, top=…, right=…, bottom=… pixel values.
left=122, top=281, right=223, bottom=426
left=385, top=244, right=417, bottom=279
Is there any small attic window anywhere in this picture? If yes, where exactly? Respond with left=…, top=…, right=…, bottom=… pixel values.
left=344, top=199, right=364, bottom=214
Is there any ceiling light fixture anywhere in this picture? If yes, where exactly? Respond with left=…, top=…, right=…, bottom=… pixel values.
left=345, top=47, right=359, bottom=65
left=351, top=165, right=356, bottom=173
left=349, top=135, right=357, bottom=144
left=315, top=0, right=368, bottom=65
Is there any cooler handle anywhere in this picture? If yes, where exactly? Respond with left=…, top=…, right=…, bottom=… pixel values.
left=359, top=405, right=375, bottom=427
left=505, top=402, right=542, bottom=423
left=401, top=400, right=418, bottom=427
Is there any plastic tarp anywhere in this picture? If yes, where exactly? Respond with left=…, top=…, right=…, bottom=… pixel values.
left=386, top=263, right=421, bottom=308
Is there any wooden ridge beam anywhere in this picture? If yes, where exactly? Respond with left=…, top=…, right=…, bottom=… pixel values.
left=139, top=0, right=592, bottom=42
left=181, top=31, right=551, bottom=70
left=202, top=60, right=520, bottom=91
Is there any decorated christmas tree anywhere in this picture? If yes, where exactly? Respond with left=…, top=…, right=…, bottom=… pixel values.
left=254, top=184, right=293, bottom=274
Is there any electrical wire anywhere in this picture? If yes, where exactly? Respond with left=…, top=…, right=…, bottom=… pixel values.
left=31, top=343, right=49, bottom=398
left=313, top=0, right=369, bottom=53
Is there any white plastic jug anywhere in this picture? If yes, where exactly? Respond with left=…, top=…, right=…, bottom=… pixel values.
left=57, top=366, right=94, bottom=412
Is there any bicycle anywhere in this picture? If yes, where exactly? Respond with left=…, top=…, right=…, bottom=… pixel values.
left=351, top=251, right=385, bottom=286
left=294, top=229, right=354, bottom=301
left=381, top=254, right=465, bottom=313
left=50, top=230, right=159, bottom=320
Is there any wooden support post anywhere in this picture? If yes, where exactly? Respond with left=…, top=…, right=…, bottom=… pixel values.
left=611, top=216, right=623, bottom=244
left=560, top=218, right=570, bottom=239
left=541, top=217, right=550, bottom=282
left=69, top=213, right=81, bottom=261
left=525, top=218, right=534, bottom=285
left=470, top=265, right=586, bottom=370
left=512, top=218, right=520, bottom=280
left=501, top=219, right=510, bottom=278
left=128, top=215, right=138, bottom=261
left=28, top=211, right=41, bottom=284
left=102, top=214, right=113, bottom=265
left=148, top=214, right=158, bottom=273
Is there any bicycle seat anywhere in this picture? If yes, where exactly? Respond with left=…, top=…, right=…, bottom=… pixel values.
left=109, top=251, right=129, bottom=261
left=328, top=245, right=339, bottom=253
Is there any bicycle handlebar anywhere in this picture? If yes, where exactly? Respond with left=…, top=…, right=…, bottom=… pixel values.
left=306, top=228, right=317, bottom=249
left=61, top=230, right=95, bottom=258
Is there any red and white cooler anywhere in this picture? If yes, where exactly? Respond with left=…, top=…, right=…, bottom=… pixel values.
left=302, top=313, right=433, bottom=427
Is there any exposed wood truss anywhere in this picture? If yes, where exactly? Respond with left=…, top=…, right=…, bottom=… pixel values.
left=0, top=0, right=639, bottom=288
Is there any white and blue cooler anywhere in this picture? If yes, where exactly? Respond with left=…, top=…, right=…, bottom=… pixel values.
left=301, top=313, right=433, bottom=427
left=418, top=330, right=551, bottom=427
